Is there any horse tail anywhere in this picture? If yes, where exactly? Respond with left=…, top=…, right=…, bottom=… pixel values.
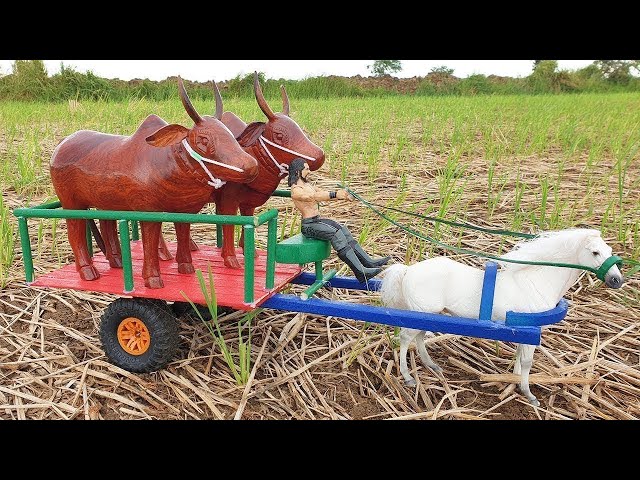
left=380, top=263, right=409, bottom=309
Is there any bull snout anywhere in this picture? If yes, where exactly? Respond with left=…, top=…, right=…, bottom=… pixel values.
left=308, top=151, right=325, bottom=170
left=209, top=149, right=259, bottom=184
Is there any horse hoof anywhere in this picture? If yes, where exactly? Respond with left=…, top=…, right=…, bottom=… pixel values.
left=145, top=276, right=164, bottom=289
left=108, top=256, right=123, bottom=269
left=79, top=265, right=100, bottom=281
left=528, top=397, right=540, bottom=407
left=430, top=364, right=443, bottom=375
left=158, top=248, right=174, bottom=261
left=224, top=256, right=241, bottom=269
left=404, top=378, right=417, bottom=387
left=178, top=263, right=195, bottom=274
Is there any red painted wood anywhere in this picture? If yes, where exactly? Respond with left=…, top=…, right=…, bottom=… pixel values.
left=31, top=241, right=301, bottom=311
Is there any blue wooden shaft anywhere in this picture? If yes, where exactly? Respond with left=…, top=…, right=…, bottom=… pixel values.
left=479, top=262, right=497, bottom=321
left=261, top=294, right=542, bottom=345
left=290, top=272, right=382, bottom=291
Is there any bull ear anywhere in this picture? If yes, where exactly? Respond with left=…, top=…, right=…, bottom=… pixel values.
left=146, top=124, right=190, bottom=147
left=237, top=122, right=267, bottom=148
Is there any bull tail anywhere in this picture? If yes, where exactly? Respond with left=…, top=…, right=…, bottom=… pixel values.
left=88, top=219, right=107, bottom=256
left=379, top=263, right=409, bottom=309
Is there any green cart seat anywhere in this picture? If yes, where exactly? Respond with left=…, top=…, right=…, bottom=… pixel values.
left=275, top=233, right=331, bottom=265
left=275, top=233, right=336, bottom=300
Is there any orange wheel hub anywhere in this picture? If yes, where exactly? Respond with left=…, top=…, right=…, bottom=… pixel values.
left=117, top=317, right=151, bottom=355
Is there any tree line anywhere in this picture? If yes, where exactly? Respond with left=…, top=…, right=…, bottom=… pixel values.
left=1, top=60, right=638, bottom=102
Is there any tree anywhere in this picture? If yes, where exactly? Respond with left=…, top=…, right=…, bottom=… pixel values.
left=10, top=60, right=48, bottom=100
left=430, top=65, right=454, bottom=75
left=594, top=60, right=640, bottom=84
left=368, top=60, right=402, bottom=77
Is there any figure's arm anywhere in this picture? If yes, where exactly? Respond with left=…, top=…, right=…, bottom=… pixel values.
left=291, top=186, right=353, bottom=202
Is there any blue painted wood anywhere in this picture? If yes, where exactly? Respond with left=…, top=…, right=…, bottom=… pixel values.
left=506, top=298, right=569, bottom=327
left=290, top=272, right=382, bottom=291
left=261, top=294, right=542, bottom=345
left=479, top=262, right=498, bottom=321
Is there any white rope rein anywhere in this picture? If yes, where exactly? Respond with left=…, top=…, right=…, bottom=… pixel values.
left=259, top=135, right=317, bottom=177
left=182, top=139, right=244, bottom=189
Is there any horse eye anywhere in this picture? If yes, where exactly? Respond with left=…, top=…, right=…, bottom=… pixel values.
left=199, top=136, right=209, bottom=146
left=592, top=251, right=599, bottom=256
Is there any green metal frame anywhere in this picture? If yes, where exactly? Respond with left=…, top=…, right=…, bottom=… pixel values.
left=14, top=202, right=279, bottom=304
left=14, top=188, right=321, bottom=304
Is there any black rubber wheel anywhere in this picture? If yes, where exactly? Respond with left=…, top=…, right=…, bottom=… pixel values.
left=99, top=298, right=179, bottom=373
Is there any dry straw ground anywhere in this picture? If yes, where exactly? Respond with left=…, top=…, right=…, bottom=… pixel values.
left=1, top=95, right=639, bottom=420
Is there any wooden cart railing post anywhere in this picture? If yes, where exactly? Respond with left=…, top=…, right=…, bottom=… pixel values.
left=243, top=224, right=255, bottom=304
left=17, top=217, right=34, bottom=283
left=118, top=219, right=134, bottom=293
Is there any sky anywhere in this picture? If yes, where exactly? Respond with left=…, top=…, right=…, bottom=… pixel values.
left=0, top=60, right=596, bottom=82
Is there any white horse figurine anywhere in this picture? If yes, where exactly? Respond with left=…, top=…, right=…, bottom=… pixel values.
left=380, top=228, right=624, bottom=406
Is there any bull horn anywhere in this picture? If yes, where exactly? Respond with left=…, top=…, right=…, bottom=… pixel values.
left=280, top=85, right=290, bottom=116
left=212, top=80, right=223, bottom=120
left=254, top=71, right=275, bottom=120
left=177, top=76, right=202, bottom=125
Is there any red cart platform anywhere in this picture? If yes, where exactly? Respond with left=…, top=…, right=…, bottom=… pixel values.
left=31, top=241, right=302, bottom=310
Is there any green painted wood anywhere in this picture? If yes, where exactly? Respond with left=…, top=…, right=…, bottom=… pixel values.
left=275, top=233, right=331, bottom=264
left=301, top=269, right=337, bottom=300
left=244, top=225, right=255, bottom=304
left=266, top=217, right=277, bottom=289
left=131, top=220, right=139, bottom=241
left=18, top=217, right=33, bottom=283
left=118, top=220, right=134, bottom=293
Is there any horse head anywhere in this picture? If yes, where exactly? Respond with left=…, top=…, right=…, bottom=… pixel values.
left=577, top=230, right=624, bottom=288
left=145, top=77, right=259, bottom=184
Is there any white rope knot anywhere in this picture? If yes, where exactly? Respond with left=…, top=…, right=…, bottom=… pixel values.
left=259, top=135, right=315, bottom=177
left=181, top=139, right=245, bottom=189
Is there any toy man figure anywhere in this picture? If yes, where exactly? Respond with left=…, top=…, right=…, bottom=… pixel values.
left=289, top=158, right=389, bottom=283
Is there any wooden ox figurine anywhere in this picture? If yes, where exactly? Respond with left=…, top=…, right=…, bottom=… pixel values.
left=50, top=78, right=259, bottom=288
left=158, top=72, right=326, bottom=268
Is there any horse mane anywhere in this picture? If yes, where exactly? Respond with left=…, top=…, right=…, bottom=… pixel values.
left=498, top=228, right=601, bottom=271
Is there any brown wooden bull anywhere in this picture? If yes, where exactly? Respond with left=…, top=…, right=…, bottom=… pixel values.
left=158, top=72, right=326, bottom=268
left=50, top=78, right=259, bottom=288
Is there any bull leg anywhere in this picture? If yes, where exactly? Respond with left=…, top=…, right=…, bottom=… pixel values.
left=175, top=222, right=195, bottom=274
left=67, top=219, right=100, bottom=281
left=215, top=200, right=241, bottom=269
left=189, top=232, right=199, bottom=252
left=158, top=233, right=174, bottom=261
left=238, top=205, right=260, bottom=257
left=140, top=221, right=163, bottom=289
left=99, top=220, right=122, bottom=268
left=221, top=224, right=240, bottom=269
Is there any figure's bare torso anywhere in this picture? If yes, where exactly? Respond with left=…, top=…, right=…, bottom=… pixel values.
left=292, top=182, right=321, bottom=218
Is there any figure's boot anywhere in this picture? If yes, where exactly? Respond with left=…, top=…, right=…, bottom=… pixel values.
left=337, top=247, right=383, bottom=283
left=351, top=241, right=391, bottom=268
